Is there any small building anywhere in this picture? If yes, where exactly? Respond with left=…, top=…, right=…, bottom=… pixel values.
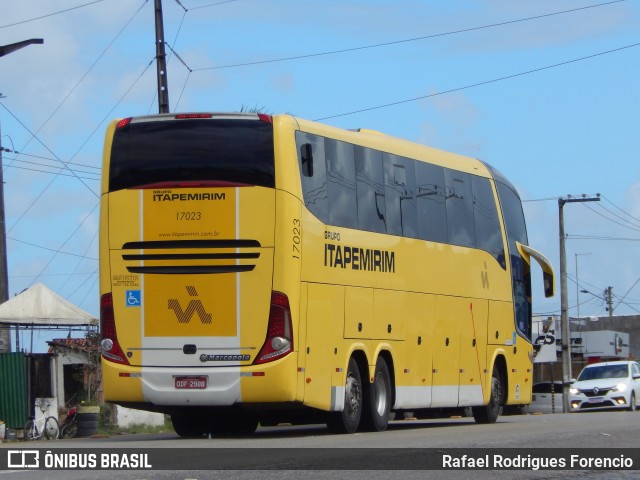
left=532, top=314, right=635, bottom=384
left=47, top=337, right=101, bottom=408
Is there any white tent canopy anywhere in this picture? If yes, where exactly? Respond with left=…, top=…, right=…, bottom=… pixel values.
left=0, top=283, right=97, bottom=327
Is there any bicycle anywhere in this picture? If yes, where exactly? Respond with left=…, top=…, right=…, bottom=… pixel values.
left=59, top=403, right=79, bottom=439
left=24, top=400, right=60, bottom=440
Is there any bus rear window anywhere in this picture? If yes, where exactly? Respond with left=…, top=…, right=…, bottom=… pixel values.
left=109, top=118, right=275, bottom=191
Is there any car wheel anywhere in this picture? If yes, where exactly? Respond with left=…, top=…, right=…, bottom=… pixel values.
left=629, top=393, right=637, bottom=412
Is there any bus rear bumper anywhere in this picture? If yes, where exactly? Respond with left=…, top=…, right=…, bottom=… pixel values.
left=102, top=355, right=298, bottom=406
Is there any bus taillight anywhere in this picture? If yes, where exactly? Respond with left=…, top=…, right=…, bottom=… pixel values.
left=100, top=293, right=130, bottom=365
left=116, top=117, right=132, bottom=129
left=254, top=291, right=293, bottom=364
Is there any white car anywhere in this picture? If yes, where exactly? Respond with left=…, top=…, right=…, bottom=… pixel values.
left=569, top=361, right=640, bottom=412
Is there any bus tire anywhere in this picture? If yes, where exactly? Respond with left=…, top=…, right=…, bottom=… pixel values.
left=361, top=357, right=392, bottom=432
left=327, top=357, right=363, bottom=434
left=472, top=364, right=504, bottom=424
left=171, top=414, right=207, bottom=438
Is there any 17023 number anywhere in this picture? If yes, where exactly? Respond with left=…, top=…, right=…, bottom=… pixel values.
left=176, top=211, right=202, bottom=221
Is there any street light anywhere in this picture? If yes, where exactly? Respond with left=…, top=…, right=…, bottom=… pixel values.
left=0, top=38, right=44, bottom=353
left=0, top=39, right=44, bottom=58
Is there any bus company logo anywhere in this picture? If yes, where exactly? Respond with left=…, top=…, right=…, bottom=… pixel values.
left=7, top=450, right=39, bottom=468
left=168, top=286, right=212, bottom=324
left=200, top=354, right=251, bottom=362
left=152, top=192, right=226, bottom=202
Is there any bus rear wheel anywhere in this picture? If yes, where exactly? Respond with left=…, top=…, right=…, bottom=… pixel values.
left=327, top=357, right=362, bottom=434
left=472, top=364, right=504, bottom=424
left=171, top=413, right=208, bottom=438
left=361, top=357, right=392, bottom=432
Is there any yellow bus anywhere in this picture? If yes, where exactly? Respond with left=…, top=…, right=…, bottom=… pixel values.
left=99, top=112, right=554, bottom=437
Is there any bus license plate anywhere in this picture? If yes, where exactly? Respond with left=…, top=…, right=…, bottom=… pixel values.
left=175, top=376, right=207, bottom=389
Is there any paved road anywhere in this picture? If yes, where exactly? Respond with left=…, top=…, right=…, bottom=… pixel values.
left=1, top=411, right=639, bottom=480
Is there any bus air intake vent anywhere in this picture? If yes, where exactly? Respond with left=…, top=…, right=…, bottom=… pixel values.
left=121, top=239, right=261, bottom=275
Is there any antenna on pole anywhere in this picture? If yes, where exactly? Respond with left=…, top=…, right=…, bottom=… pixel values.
left=154, top=0, right=170, bottom=113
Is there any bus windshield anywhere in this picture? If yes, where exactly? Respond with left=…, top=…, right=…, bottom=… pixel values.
left=109, top=118, right=275, bottom=191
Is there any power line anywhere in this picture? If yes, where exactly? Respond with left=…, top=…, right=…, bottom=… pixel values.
left=3, top=162, right=100, bottom=181
left=567, top=234, right=640, bottom=241
left=193, top=0, right=626, bottom=71
left=6, top=236, right=98, bottom=261
left=30, top=202, right=99, bottom=286
left=601, top=194, right=640, bottom=226
left=186, top=0, right=238, bottom=11
left=10, top=271, right=96, bottom=279
left=581, top=202, right=640, bottom=232
left=314, top=41, right=640, bottom=121
left=0, top=102, right=99, bottom=198
left=1, top=147, right=100, bottom=171
left=13, top=0, right=149, bottom=159
left=522, top=196, right=561, bottom=203
left=592, top=202, right=640, bottom=229
left=0, top=0, right=104, bottom=29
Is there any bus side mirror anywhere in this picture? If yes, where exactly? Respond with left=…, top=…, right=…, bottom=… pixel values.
left=543, top=271, right=554, bottom=298
left=301, top=143, right=314, bottom=177
left=516, top=242, right=555, bottom=298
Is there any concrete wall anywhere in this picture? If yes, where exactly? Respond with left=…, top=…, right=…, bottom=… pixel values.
left=114, top=405, right=165, bottom=428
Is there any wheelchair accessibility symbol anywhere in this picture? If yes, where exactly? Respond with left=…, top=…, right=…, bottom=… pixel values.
left=126, top=290, right=141, bottom=307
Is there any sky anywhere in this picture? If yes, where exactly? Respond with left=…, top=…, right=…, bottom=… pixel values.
left=0, top=0, right=639, bottom=352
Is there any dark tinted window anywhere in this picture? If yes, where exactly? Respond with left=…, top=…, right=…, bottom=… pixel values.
left=110, top=118, right=275, bottom=191
left=415, top=162, right=447, bottom=243
left=325, top=140, right=358, bottom=229
left=384, top=154, right=418, bottom=238
left=296, top=132, right=329, bottom=223
left=355, top=147, right=386, bottom=233
left=495, top=180, right=531, bottom=339
left=472, top=176, right=505, bottom=267
left=445, top=169, right=474, bottom=247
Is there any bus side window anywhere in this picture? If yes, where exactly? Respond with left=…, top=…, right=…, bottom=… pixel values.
left=301, top=143, right=314, bottom=177
left=326, top=139, right=358, bottom=229
left=472, top=176, right=505, bottom=268
left=444, top=169, right=475, bottom=248
left=415, top=162, right=447, bottom=243
left=383, top=154, right=417, bottom=238
left=296, top=132, right=329, bottom=224
left=355, top=146, right=386, bottom=234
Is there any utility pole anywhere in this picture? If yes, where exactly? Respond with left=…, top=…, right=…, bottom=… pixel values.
left=604, top=286, right=613, bottom=328
left=558, top=194, right=600, bottom=412
left=154, top=0, right=170, bottom=114
left=0, top=38, right=44, bottom=353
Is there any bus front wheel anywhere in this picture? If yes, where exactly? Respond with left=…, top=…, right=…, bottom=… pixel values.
left=472, top=364, right=504, bottom=424
left=327, top=357, right=363, bottom=434
left=361, top=357, right=391, bottom=432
